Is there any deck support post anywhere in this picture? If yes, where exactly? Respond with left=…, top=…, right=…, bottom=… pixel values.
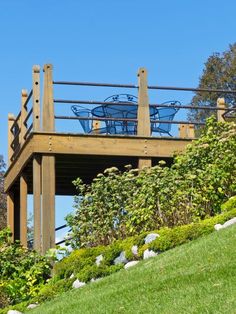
left=217, top=98, right=226, bottom=122
left=137, top=68, right=152, bottom=169
left=41, top=64, right=55, bottom=253
left=42, top=155, right=55, bottom=253
left=20, top=174, right=28, bottom=247
left=7, top=192, right=14, bottom=239
left=33, top=156, right=42, bottom=252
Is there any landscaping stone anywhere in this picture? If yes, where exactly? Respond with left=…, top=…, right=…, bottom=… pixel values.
left=27, top=303, right=39, bottom=309
left=214, top=217, right=236, bottom=231
left=131, top=245, right=138, bottom=255
left=7, top=311, right=23, bottom=314
left=143, top=249, right=157, bottom=259
left=223, top=217, right=236, bottom=228
left=214, top=223, right=223, bottom=231
left=114, top=251, right=128, bottom=265
left=72, top=279, right=86, bottom=289
left=144, top=233, right=160, bottom=244
left=124, top=261, right=139, bottom=269
left=95, top=254, right=104, bottom=266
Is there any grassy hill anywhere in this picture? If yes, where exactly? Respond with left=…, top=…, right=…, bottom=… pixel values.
left=31, top=224, right=236, bottom=314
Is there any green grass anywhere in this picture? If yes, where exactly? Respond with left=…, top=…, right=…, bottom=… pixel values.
left=31, top=225, right=236, bottom=314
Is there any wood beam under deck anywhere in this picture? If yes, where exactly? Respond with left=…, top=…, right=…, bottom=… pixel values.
left=5, top=132, right=193, bottom=194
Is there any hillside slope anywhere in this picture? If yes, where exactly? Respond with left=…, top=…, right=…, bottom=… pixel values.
left=32, top=225, right=236, bottom=314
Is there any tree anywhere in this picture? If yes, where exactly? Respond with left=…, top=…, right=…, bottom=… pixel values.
left=189, top=43, right=236, bottom=122
left=0, top=156, right=7, bottom=230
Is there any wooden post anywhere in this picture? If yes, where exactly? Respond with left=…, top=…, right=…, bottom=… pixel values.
left=42, top=155, right=55, bottom=253
left=20, top=90, right=28, bottom=145
left=42, top=64, right=55, bottom=253
left=7, top=192, right=14, bottom=239
left=217, top=98, right=226, bottom=122
left=179, top=124, right=195, bottom=139
left=92, top=120, right=101, bottom=133
left=137, top=68, right=152, bottom=169
left=20, top=174, right=28, bottom=247
left=8, top=114, right=15, bottom=166
left=32, top=65, right=41, bottom=131
left=43, top=64, right=54, bottom=132
left=33, top=156, right=41, bottom=252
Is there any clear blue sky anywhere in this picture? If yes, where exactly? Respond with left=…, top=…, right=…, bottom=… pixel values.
left=1, top=0, right=236, bottom=237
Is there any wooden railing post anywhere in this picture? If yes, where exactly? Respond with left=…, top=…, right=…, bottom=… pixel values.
left=137, top=68, right=150, bottom=137
left=217, top=98, right=226, bottom=122
left=43, top=64, right=54, bottom=131
left=8, top=114, right=15, bottom=166
left=20, top=90, right=28, bottom=145
left=32, top=65, right=41, bottom=131
left=137, top=68, right=152, bottom=169
left=179, top=124, right=195, bottom=139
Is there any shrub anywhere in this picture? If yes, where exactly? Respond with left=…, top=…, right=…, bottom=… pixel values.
left=0, top=228, right=52, bottom=305
left=67, top=118, right=236, bottom=247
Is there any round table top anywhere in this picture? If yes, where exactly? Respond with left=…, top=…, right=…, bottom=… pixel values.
left=92, top=104, right=157, bottom=118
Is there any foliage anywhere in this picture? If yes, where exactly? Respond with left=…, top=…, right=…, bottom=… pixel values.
left=27, top=223, right=236, bottom=314
left=54, top=207, right=236, bottom=288
left=0, top=228, right=52, bottom=305
left=189, top=43, right=236, bottom=123
left=221, top=195, right=236, bottom=212
left=67, top=118, right=236, bottom=247
left=0, top=156, right=7, bottom=230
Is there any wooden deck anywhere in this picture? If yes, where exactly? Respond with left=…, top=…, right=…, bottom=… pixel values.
left=4, top=64, right=226, bottom=254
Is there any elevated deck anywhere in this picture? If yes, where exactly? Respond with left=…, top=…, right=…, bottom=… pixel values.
left=5, top=64, right=228, bottom=253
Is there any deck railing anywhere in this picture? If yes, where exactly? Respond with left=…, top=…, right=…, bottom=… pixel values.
left=8, top=66, right=40, bottom=164
left=8, top=64, right=236, bottom=166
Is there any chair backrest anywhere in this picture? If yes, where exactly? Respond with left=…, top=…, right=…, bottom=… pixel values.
left=152, top=101, right=180, bottom=136
left=71, top=105, right=91, bottom=133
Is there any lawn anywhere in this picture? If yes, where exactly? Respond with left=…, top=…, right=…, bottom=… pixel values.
left=31, top=224, right=236, bottom=314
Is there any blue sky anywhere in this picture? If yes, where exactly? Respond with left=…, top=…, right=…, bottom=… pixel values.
left=1, top=0, right=236, bottom=237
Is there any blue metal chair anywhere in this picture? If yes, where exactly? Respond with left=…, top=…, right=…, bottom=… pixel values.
left=151, top=101, right=181, bottom=136
left=71, top=105, right=109, bottom=134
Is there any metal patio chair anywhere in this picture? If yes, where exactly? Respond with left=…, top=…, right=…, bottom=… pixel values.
left=151, top=101, right=181, bottom=136
left=71, top=105, right=109, bottom=134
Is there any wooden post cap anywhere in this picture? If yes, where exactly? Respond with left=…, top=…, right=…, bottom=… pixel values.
left=33, top=65, right=40, bottom=73
left=21, top=89, right=28, bottom=97
left=8, top=113, right=15, bottom=120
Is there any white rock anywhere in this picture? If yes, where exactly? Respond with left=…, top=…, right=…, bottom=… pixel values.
left=95, top=254, right=104, bottom=266
left=124, top=261, right=139, bottom=269
left=144, top=233, right=160, bottom=244
left=143, top=249, right=157, bottom=259
left=69, top=273, right=75, bottom=279
left=222, top=217, right=236, bottom=228
left=214, top=223, right=223, bottom=231
left=27, top=303, right=39, bottom=309
left=72, top=279, right=86, bottom=289
left=7, top=311, right=23, bottom=314
left=131, top=245, right=138, bottom=255
left=114, top=251, right=128, bottom=265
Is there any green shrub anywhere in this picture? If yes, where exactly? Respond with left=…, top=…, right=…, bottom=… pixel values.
left=0, top=228, right=52, bottom=305
left=0, top=287, right=9, bottom=309
left=221, top=195, right=236, bottom=212
left=35, top=278, right=74, bottom=303
left=67, top=119, right=236, bottom=247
